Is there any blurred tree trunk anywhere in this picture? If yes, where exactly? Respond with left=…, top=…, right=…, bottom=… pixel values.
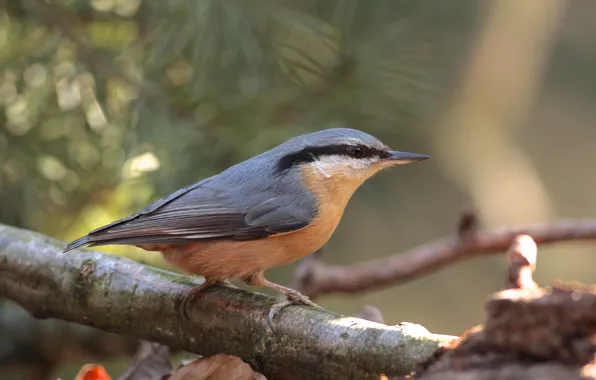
left=434, top=0, right=568, bottom=226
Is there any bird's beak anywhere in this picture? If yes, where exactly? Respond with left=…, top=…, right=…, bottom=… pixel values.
left=385, top=151, right=430, bottom=164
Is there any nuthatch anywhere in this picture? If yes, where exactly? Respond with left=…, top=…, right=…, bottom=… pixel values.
left=64, top=128, right=428, bottom=321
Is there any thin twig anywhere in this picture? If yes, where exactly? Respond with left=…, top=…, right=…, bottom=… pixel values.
left=292, top=212, right=596, bottom=298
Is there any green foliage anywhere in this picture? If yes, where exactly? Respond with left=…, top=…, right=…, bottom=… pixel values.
left=0, top=0, right=475, bottom=243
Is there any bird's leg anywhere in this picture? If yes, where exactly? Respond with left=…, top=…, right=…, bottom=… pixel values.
left=243, top=272, right=323, bottom=330
left=244, top=271, right=319, bottom=306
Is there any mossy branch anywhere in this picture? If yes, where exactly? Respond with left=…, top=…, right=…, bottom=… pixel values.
left=0, top=224, right=453, bottom=380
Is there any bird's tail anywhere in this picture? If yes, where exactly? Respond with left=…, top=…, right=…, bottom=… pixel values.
left=63, top=235, right=91, bottom=253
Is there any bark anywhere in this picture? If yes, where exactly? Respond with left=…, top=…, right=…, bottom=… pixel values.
left=412, top=235, right=596, bottom=380
left=0, top=224, right=454, bottom=380
left=413, top=287, right=596, bottom=380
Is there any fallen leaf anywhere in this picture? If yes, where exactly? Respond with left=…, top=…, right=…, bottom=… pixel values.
left=118, top=341, right=173, bottom=380
left=168, top=354, right=266, bottom=380
left=74, top=364, right=111, bottom=380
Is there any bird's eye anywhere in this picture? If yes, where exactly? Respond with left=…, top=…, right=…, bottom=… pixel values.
left=347, top=146, right=364, bottom=158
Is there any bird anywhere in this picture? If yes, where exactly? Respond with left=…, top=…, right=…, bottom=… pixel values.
left=64, top=128, right=428, bottom=323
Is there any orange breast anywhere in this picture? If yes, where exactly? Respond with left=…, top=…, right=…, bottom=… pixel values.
left=155, top=212, right=338, bottom=281
left=142, top=165, right=362, bottom=281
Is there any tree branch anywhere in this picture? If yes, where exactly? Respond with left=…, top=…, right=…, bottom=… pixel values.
left=292, top=215, right=596, bottom=298
left=0, top=224, right=454, bottom=380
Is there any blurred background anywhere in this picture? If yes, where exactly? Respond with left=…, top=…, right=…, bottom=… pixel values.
left=1, top=0, right=595, bottom=378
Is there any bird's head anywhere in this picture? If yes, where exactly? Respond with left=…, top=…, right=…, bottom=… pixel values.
left=277, top=128, right=429, bottom=186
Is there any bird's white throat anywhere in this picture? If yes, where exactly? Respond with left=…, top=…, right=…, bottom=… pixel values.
left=309, top=155, right=380, bottom=180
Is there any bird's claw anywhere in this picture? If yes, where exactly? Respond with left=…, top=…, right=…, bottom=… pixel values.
left=267, top=294, right=323, bottom=334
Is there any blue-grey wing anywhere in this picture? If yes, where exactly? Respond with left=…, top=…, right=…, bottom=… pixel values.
left=63, top=185, right=311, bottom=251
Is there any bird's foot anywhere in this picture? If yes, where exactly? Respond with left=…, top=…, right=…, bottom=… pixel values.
left=267, top=289, right=323, bottom=332
left=241, top=272, right=323, bottom=333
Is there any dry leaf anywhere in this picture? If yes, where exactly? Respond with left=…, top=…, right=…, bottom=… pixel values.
left=168, top=354, right=266, bottom=380
left=74, top=364, right=111, bottom=380
left=118, top=341, right=173, bottom=380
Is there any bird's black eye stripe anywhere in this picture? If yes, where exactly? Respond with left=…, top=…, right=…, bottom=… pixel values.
left=378, top=150, right=391, bottom=159
left=277, top=144, right=382, bottom=172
